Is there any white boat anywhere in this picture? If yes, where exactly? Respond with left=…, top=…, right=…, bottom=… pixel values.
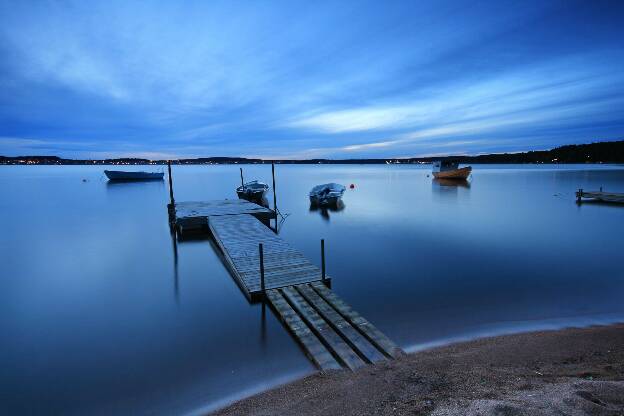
left=432, top=161, right=472, bottom=179
left=104, top=170, right=164, bottom=181
left=236, top=180, right=269, bottom=200
left=309, top=183, right=346, bottom=206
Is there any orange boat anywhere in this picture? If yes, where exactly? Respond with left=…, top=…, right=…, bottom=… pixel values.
left=432, top=160, right=472, bottom=179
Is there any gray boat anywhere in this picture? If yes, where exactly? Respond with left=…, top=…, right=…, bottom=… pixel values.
left=236, top=180, right=269, bottom=200
left=104, top=170, right=164, bottom=181
left=309, top=183, right=346, bottom=206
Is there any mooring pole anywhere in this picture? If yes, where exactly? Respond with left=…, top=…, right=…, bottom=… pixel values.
left=259, top=243, right=265, bottom=293
left=240, top=167, right=244, bottom=188
left=321, top=239, right=326, bottom=282
left=272, top=161, right=277, bottom=213
left=167, top=160, right=175, bottom=206
left=577, top=188, right=583, bottom=203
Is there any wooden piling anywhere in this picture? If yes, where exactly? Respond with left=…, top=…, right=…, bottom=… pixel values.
left=240, top=168, right=244, bottom=188
left=259, top=243, right=265, bottom=293
left=272, top=162, right=277, bottom=213
left=167, top=161, right=175, bottom=206
left=321, top=239, right=326, bottom=282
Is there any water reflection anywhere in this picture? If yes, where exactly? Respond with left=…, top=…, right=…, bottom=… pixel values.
left=237, top=195, right=270, bottom=208
left=105, top=179, right=165, bottom=188
left=433, top=178, right=471, bottom=188
left=309, top=200, right=345, bottom=221
left=4, top=164, right=624, bottom=416
left=170, top=228, right=180, bottom=305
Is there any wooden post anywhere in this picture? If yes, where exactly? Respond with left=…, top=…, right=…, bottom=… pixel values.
left=167, top=160, right=175, bottom=205
left=321, top=239, right=326, bottom=282
left=259, top=243, right=265, bottom=293
left=240, top=167, right=244, bottom=188
left=272, top=162, right=277, bottom=212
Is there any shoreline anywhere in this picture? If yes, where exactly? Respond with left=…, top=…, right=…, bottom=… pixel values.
left=211, top=323, right=624, bottom=415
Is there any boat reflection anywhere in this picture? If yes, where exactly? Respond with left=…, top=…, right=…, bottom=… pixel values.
left=237, top=194, right=270, bottom=208
left=433, top=178, right=471, bottom=188
left=309, top=200, right=345, bottom=221
left=106, top=179, right=165, bottom=192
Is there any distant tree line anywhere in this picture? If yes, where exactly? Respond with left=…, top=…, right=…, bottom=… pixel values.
left=1, top=139, right=623, bottom=165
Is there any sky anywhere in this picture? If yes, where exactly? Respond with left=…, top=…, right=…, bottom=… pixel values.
left=1, top=0, right=623, bottom=159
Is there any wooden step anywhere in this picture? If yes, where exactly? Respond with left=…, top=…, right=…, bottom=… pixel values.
left=311, top=282, right=403, bottom=359
left=281, top=287, right=366, bottom=371
left=266, top=289, right=341, bottom=371
left=296, top=284, right=386, bottom=364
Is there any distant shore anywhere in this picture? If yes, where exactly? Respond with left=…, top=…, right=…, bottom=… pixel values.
left=2, top=139, right=624, bottom=165
left=212, top=324, right=624, bottom=416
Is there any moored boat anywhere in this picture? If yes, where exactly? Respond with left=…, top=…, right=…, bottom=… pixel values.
left=432, top=161, right=472, bottom=179
left=309, top=183, right=346, bottom=206
left=104, top=170, right=164, bottom=181
left=236, top=180, right=269, bottom=200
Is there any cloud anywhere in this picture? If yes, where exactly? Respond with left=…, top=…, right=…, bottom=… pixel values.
left=0, top=0, right=623, bottom=158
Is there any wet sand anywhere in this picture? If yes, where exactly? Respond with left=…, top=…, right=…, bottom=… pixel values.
left=212, top=324, right=624, bottom=415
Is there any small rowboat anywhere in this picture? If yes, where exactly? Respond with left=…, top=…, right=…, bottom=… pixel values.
left=432, top=161, right=472, bottom=179
left=104, top=170, right=164, bottom=181
left=236, top=180, right=269, bottom=200
left=309, top=183, right=346, bottom=207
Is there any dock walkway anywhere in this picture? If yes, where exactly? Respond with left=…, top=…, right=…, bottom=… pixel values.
left=173, top=199, right=276, bottom=233
left=209, top=214, right=326, bottom=300
left=171, top=198, right=403, bottom=370
left=267, top=283, right=402, bottom=370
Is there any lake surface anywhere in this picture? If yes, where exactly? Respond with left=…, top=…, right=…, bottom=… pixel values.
left=1, top=164, right=623, bottom=415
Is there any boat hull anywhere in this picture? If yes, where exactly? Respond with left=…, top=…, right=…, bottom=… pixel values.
left=432, top=166, right=472, bottom=179
left=104, top=170, right=164, bottom=181
left=309, top=195, right=342, bottom=207
left=237, top=190, right=267, bottom=200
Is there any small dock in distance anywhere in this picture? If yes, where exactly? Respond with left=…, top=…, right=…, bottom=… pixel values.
left=576, top=189, right=624, bottom=204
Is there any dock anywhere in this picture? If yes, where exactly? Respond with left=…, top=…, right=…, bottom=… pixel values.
left=209, top=213, right=326, bottom=300
left=173, top=199, right=276, bottom=234
left=576, top=189, right=624, bottom=204
left=267, top=283, right=402, bottom=370
left=167, top=162, right=403, bottom=370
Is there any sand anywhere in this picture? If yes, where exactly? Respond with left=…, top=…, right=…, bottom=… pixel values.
left=212, top=324, right=624, bottom=415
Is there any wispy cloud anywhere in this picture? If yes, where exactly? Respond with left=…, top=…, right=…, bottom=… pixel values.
left=0, top=0, right=623, bottom=158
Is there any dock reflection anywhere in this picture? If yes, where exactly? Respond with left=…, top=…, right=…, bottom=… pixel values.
left=170, top=228, right=179, bottom=305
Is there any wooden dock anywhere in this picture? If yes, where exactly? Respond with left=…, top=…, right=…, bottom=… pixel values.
left=173, top=199, right=276, bottom=233
left=266, top=283, right=402, bottom=371
left=576, top=189, right=624, bottom=204
left=170, top=196, right=403, bottom=370
left=208, top=213, right=327, bottom=301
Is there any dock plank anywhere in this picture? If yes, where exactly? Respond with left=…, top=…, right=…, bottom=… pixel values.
left=266, top=289, right=341, bottom=371
left=297, top=284, right=386, bottom=364
left=281, top=287, right=366, bottom=371
left=312, top=282, right=403, bottom=359
left=207, top=214, right=323, bottom=299
left=175, top=199, right=275, bottom=219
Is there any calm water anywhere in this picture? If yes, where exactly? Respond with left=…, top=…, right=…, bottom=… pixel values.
left=1, top=164, right=623, bottom=415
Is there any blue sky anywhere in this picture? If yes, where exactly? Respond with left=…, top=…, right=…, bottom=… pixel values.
left=1, top=0, right=623, bottom=159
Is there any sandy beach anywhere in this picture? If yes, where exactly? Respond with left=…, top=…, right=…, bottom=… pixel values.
left=212, top=324, right=624, bottom=415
